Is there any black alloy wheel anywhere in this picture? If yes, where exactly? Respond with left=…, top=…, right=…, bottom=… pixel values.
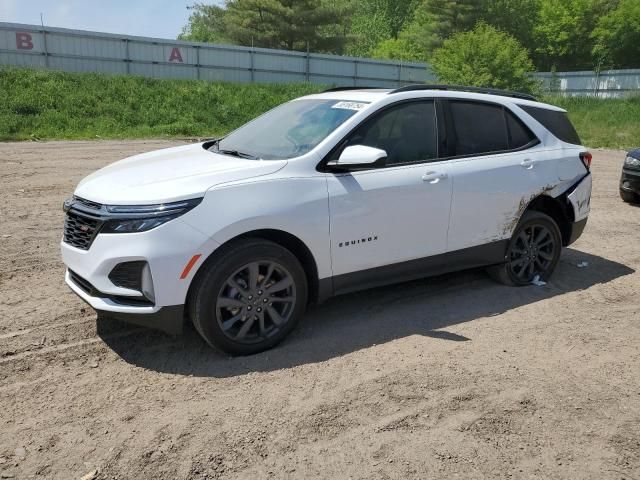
left=190, top=238, right=308, bottom=355
left=487, top=211, right=562, bottom=286
left=508, top=224, right=556, bottom=282
left=215, top=261, right=297, bottom=344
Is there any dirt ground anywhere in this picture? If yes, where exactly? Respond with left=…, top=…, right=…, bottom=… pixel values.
left=0, top=141, right=639, bottom=480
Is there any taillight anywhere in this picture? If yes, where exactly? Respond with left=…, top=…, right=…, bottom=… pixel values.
left=580, top=151, right=592, bottom=171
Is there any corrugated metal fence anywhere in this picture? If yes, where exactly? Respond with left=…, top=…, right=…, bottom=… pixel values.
left=2, top=22, right=638, bottom=96
left=533, top=70, right=640, bottom=98
left=0, top=22, right=433, bottom=87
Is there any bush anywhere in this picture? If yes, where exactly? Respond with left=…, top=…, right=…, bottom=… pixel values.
left=372, top=38, right=425, bottom=62
left=430, top=23, right=540, bottom=94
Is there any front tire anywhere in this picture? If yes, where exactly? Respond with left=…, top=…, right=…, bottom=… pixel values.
left=189, top=238, right=308, bottom=355
left=487, top=211, right=562, bottom=286
left=620, top=189, right=639, bottom=204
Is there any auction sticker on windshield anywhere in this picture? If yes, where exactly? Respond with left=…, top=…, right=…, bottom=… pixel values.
left=332, top=101, right=369, bottom=111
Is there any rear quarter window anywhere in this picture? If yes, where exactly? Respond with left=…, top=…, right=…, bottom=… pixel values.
left=520, top=105, right=582, bottom=145
left=505, top=110, right=538, bottom=149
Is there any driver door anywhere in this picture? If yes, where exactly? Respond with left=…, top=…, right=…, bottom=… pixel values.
left=326, top=100, right=452, bottom=289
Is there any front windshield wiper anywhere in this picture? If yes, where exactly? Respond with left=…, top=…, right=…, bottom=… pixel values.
left=216, top=149, right=260, bottom=160
left=207, top=140, right=260, bottom=160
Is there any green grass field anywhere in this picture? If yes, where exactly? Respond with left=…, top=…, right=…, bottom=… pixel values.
left=548, top=95, right=640, bottom=150
left=1, top=67, right=638, bottom=149
left=0, top=68, right=321, bottom=141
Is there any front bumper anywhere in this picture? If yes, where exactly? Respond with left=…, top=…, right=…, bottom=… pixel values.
left=567, top=217, right=588, bottom=245
left=62, top=216, right=220, bottom=334
left=620, top=168, right=640, bottom=193
left=65, top=270, right=185, bottom=334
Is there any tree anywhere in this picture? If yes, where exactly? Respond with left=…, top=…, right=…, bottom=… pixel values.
left=180, top=0, right=351, bottom=53
left=371, top=0, right=422, bottom=39
left=533, top=0, right=613, bottom=71
left=345, top=0, right=421, bottom=57
left=483, top=0, right=540, bottom=51
left=430, top=23, right=540, bottom=93
left=371, top=37, right=425, bottom=61
left=224, top=0, right=346, bottom=52
left=179, top=4, right=230, bottom=43
left=406, top=0, right=486, bottom=55
left=592, top=0, right=640, bottom=69
left=345, top=6, right=393, bottom=57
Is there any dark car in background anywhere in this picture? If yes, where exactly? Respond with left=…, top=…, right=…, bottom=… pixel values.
left=620, top=149, right=640, bottom=204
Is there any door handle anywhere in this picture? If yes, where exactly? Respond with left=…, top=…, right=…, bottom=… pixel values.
left=422, top=171, right=448, bottom=183
left=520, top=158, right=535, bottom=170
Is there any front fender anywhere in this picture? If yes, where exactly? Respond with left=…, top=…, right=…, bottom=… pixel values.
left=181, top=176, right=332, bottom=279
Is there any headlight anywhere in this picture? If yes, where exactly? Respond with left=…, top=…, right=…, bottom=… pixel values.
left=101, top=198, right=202, bottom=233
left=102, top=215, right=180, bottom=233
left=624, top=155, right=640, bottom=170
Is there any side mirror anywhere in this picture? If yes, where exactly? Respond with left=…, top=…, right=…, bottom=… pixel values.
left=327, top=145, right=387, bottom=171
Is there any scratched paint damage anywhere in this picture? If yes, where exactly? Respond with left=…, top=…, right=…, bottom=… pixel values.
left=499, top=183, right=561, bottom=240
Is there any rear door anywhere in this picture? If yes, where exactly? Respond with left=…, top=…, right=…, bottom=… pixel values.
left=442, top=99, right=557, bottom=252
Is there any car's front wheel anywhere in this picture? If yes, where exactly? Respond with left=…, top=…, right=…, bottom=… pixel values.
left=620, top=189, right=639, bottom=204
left=487, top=211, right=562, bottom=286
left=189, top=238, right=308, bottom=355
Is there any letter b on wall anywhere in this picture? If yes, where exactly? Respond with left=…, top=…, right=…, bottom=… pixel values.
left=16, top=32, right=34, bottom=50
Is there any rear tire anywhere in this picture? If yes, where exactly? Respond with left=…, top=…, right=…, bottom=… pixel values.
left=620, top=189, right=639, bottom=204
left=189, top=238, right=308, bottom=355
left=487, top=211, right=562, bottom=286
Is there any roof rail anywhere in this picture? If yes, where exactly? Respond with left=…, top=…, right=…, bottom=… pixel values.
left=389, top=84, right=537, bottom=101
left=322, top=86, right=387, bottom=93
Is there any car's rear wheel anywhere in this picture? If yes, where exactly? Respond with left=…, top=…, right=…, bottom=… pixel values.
left=189, top=238, right=308, bottom=355
left=487, top=211, right=562, bottom=286
left=620, top=189, right=639, bottom=204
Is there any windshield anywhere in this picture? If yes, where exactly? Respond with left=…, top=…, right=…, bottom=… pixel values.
left=213, top=99, right=368, bottom=160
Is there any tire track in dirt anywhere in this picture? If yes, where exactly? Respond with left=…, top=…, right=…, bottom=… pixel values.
left=1, top=142, right=638, bottom=480
left=0, top=328, right=148, bottom=366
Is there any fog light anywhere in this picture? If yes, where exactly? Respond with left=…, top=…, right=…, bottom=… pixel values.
left=108, top=261, right=155, bottom=303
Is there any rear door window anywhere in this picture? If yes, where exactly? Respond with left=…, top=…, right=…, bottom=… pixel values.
left=519, top=105, right=581, bottom=145
left=448, top=101, right=509, bottom=156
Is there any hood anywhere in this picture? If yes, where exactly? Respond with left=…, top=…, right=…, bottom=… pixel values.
left=74, top=143, right=287, bottom=205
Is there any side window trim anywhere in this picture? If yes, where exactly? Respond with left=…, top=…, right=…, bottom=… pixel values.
left=435, top=99, right=447, bottom=159
left=439, top=99, right=540, bottom=161
left=317, top=99, right=439, bottom=172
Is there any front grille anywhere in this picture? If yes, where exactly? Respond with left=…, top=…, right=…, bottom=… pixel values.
left=108, top=261, right=146, bottom=291
left=64, top=210, right=103, bottom=250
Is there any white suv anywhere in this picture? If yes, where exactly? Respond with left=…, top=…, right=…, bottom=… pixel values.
left=62, top=85, right=592, bottom=354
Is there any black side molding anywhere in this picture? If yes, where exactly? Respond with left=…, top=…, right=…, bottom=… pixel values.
left=330, top=240, right=509, bottom=297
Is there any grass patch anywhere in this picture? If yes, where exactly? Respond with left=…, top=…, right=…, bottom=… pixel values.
left=1, top=67, right=638, bottom=149
left=0, top=67, right=322, bottom=141
left=546, top=95, right=640, bottom=149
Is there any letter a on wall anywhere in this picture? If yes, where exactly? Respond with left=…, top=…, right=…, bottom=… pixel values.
left=169, top=47, right=183, bottom=63
left=16, top=32, right=34, bottom=50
